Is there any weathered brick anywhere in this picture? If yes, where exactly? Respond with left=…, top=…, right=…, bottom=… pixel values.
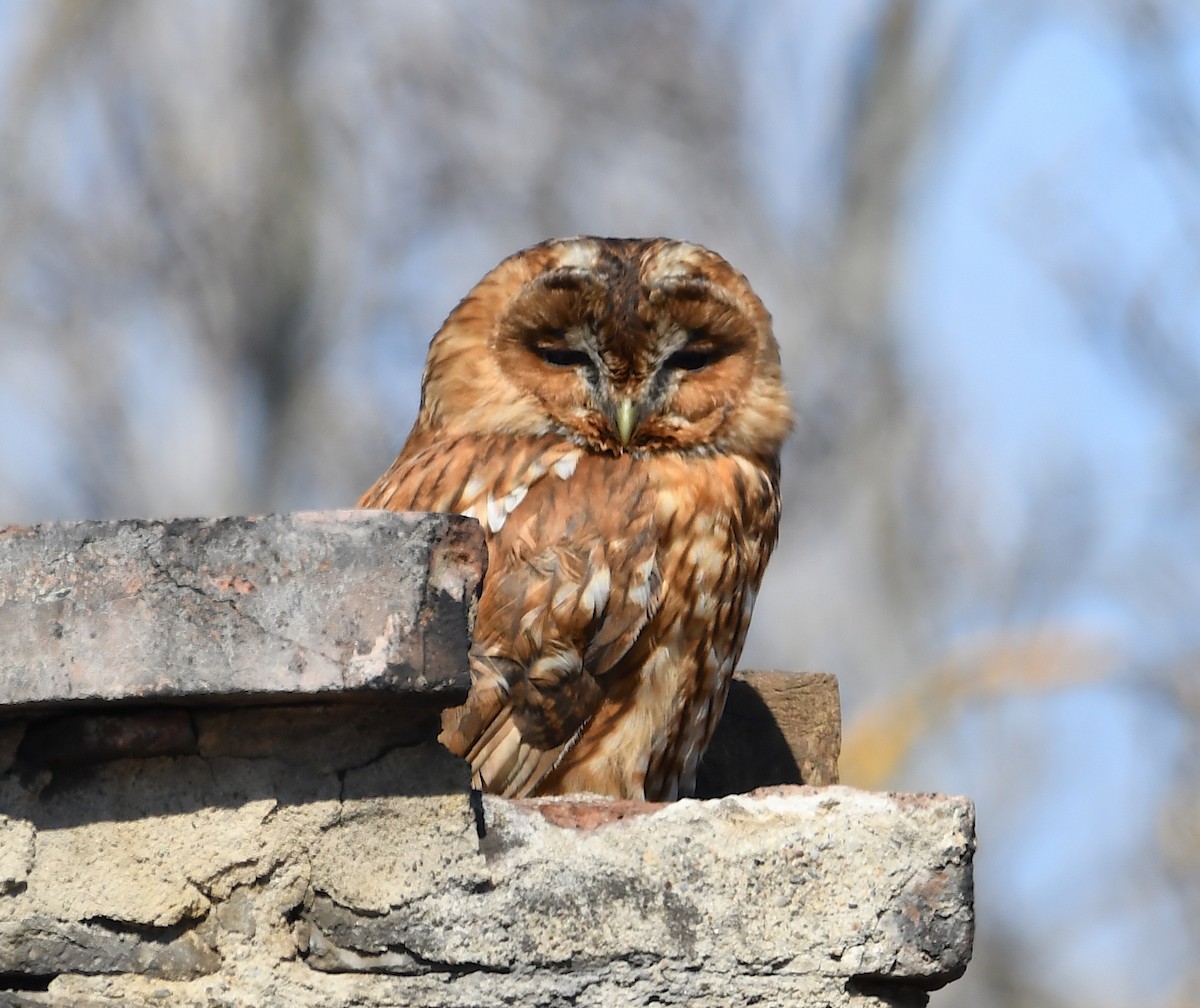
left=0, top=511, right=484, bottom=708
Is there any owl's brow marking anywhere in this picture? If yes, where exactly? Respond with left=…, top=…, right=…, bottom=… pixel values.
left=651, top=275, right=738, bottom=310
left=654, top=276, right=710, bottom=299
left=539, top=267, right=594, bottom=291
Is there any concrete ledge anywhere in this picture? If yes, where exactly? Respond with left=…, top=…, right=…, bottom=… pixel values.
left=0, top=512, right=973, bottom=1006
left=0, top=698, right=972, bottom=1007
left=0, top=511, right=485, bottom=708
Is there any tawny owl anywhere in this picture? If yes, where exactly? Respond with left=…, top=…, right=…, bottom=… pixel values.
left=359, top=237, right=791, bottom=801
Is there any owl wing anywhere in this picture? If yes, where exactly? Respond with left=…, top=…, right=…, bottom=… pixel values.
left=359, top=433, right=663, bottom=796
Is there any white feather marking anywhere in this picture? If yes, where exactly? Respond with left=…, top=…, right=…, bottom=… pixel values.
left=689, top=540, right=727, bottom=586
left=552, top=451, right=580, bottom=480
left=628, top=554, right=656, bottom=608
left=531, top=649, right=581, bottom=682
left=733, top=455, right=760, bottom=481
left=463, top=475, right=487, bottom=503
left=486, top=494, right=507, bottom=533
left=580, top=566, right=611, bottom=616
left=551, top=649, right=581, bottom=676
left=503, top=484, right=528, bottom=513
left=461, top=502, right=488, bottom=525
left=551, top=581, right=578, bottom=612
left=656, top=487, right=681, bottom=516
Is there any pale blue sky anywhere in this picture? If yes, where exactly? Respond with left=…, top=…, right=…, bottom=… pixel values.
left=907, top=13, right=1195, bottom=1003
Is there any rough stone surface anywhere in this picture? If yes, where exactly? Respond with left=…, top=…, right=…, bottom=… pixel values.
left=304, top=786, right=974, bottom=988
left=0, top=512, right=973, bottom=1006
left=0, top=511, right=484, bottom=708
left=0, top=697, right=973, bottom=1006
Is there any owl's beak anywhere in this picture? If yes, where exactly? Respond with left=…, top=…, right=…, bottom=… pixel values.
left=615, top=397, right=639, bottom=447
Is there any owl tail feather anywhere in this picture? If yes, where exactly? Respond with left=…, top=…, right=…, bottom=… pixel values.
left=439, top=689, right=572, bottom=798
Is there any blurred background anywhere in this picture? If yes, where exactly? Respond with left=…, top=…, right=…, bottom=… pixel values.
left=0, top=1, right=1196, bottom=1003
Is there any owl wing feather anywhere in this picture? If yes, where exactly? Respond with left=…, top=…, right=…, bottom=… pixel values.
left=359, top=434, right=664, bottom=796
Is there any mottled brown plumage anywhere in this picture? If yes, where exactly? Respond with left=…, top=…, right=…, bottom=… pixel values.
left=359, top=237, right=791, bottom=800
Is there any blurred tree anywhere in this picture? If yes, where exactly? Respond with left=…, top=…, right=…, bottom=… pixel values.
left=0, top=2, right=1196, bottom=1006
left=1015, top=2, right=1200, bottom=997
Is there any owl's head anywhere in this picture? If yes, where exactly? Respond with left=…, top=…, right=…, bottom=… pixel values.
left=416, top=237, right=792, bottom=458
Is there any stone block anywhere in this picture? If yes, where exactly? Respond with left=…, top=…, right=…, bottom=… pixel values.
left=298, top=785, right=974, bottom=991
left=0, top=695, right=973, bottom=1008
left=696, top=670, right=841, bottom=794
left=0, top=511, right=484, bottom=709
